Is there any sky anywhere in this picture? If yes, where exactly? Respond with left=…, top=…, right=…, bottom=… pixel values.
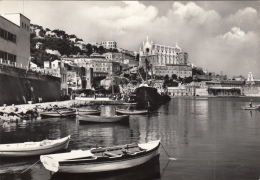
left=0, top=1, right=259, bottom=78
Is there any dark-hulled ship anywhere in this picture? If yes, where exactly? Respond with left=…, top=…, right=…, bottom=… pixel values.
left=134, top=84, right=171, bottom=109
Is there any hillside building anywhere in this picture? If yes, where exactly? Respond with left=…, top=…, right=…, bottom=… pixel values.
left=101, top=41, right=117, bottom=49
left=139, top=36, right=191, bottom=78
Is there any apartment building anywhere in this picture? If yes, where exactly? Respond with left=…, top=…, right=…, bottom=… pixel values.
left=0, top=13, right=30, bottom=68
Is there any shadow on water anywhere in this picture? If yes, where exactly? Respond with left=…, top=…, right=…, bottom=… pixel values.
left=50, top=154, right=161, bottom=180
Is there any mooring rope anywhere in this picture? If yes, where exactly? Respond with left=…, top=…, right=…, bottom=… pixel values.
left=160, top=143, right=176, bottom=161
left=70, top=137, right=81, bottom=145
left=21, top=159, right=40, bottom=174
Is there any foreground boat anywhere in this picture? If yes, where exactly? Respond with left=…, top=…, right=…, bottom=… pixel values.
left=0, top=135, right=70, bottom=157
left=116, top=109, right=148, bottom=115
left=40, top=140, right=160, bottom=174
left=40, top=109, right=76, bottom=117
left=78, top=114, right=129, bottom=123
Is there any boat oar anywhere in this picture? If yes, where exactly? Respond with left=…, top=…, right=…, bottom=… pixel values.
left=160, top=143, right=176, bottom=161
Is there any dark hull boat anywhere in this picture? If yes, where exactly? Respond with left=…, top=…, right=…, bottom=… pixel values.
left=134, top=86, right=171, bottom=108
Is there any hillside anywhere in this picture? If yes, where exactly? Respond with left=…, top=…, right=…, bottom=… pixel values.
left=30, top=24, right=118, bottom=67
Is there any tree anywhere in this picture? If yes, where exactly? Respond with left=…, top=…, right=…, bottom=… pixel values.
left=86, top=44, right=93, bottom=55
left=172, top=74, right=178, bottom=80
left=164, top=75, right=169, bottom=81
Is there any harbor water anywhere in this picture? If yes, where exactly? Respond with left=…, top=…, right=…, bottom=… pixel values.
left=0, top=97, right=260, bottom=180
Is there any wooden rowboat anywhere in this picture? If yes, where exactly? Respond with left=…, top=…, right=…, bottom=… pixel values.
left=241, top=106, right=260, bottom=110
left=40, top=109, right=76, bottom=117
left=74, top=108, right=100, bottom=115
left=40, top=140, right=160, bottom=174
left=77, top=114, right=129, bottom=123
left=0, top=135, right=70, bottom=157
left=116, top=109, right=148, bottom=115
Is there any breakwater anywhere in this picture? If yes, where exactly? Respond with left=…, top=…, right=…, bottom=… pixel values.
left=0, top=65, right=61, bottom=105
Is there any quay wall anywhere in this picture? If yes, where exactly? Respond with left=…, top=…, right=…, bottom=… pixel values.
left=0, top=65, right=61, bottom=105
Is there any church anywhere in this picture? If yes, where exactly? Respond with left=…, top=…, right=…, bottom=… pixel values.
left=139, top=36, right=192, bottom=78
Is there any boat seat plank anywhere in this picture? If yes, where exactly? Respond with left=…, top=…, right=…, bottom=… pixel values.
left=104, top=151, right=121, bottom=157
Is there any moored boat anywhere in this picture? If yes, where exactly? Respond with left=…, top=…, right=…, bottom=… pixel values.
left=40, top=109, right=76, bottom=117
left=0, top=135, right=70, bottom=157
left=40, top=140, right=160, bottom=174
left=77, top=114, right=129, bottom=123
left=134, top=85, right=171, bottom=108
left=74, top=108, right=100, bottom=115
left=116, top=109, right=148, bottom=115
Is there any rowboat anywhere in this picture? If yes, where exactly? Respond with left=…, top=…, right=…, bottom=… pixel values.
left=122, top=102, right=137, bottom=105
left=78, top=114, right=129, bottom=123
left=74, top=108, right=100, bottom=115
left=116, top=109, right=148, bottom=115
left=241, top=106, right=260, bottom=110
left=40, top=109, right=76, bottom=117
left=0, top=135, right=70, bottom=157
left=40, top=140, right=160, bottom=174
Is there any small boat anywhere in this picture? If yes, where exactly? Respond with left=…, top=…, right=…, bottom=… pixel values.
left=40, top=109, right=76, bottom=117
left=116, top=109, right=148, bottom=115
left=0, top=135, right=70, bottom=157
left=241, top=106, right=260, bottom=110
left=40, top=140, right=160, bottom=174
left=74, top=108, right=100, bottom=115
left=78, top=114, right=129, bottom=123
left=122, top=102, right=137, bottom=105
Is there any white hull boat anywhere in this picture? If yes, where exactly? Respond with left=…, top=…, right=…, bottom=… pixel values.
left=75, top=108, right=100, bottom=115
left=116, top=109, right=148, bottom=115
left=41, top=140, right=160, bottom=174
left=0, top=135, right=70, bottom=157
left=40, top=109, right=76, bottom=117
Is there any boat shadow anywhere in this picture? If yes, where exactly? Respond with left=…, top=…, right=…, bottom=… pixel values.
left=50, top=154, right=161, bottom=180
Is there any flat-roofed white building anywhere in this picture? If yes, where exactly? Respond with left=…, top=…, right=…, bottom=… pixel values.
left=0, top=13, right=30, bottom=69
left=101, top=41, right=117, bottom=49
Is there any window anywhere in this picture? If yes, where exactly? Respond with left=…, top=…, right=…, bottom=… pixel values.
left=0, top=28, right=16, bottom=43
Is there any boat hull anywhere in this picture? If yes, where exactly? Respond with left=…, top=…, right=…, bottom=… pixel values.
left=116, top=109, right=148, bottom=115
left=241, top=106, right=259, bottom=110
left=0, top=136, right=70, bottom=157
left=41, top=140, right=160, bottom=174
left=40, top=110, right=76, bottom=117
left=135, top=86, right=170, bottom=108
left=76, top=108, right=100, bottom=115
left=78, top=115, right=129, bottom=123
left=59, top=148, right=158, bottom=173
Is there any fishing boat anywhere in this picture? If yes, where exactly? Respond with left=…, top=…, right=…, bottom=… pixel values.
left=77, top=114, right=129, bottom=123
left=116, top=108, right=148, bottom=115
left=241, top=106, right=260, bottom=110
left=0, top=135, right=70, bottom=157
left=40, top=140, right=160, bottom=174
left=40, top=109, right=76, bottom=117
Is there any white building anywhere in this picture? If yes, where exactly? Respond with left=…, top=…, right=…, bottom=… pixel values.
left=0, top=13, right=30, bottom=68
left=101, top=41, right=117, bottom=49
left=46, top=49, right=61, bottom=57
